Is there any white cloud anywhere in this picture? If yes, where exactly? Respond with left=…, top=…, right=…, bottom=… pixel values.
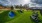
left=29, top=0, right=42, bottom=7
left=0, top=0, right=31, bottom=6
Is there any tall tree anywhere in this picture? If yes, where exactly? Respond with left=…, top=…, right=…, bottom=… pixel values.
left=11, top=6, right=14, bottom=10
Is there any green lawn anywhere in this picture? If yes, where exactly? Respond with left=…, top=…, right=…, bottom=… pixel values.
left=0, top=10, right=42, bottom=23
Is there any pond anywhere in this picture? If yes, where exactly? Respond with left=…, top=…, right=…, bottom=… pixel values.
left=8, top=11, right=15, bottom=18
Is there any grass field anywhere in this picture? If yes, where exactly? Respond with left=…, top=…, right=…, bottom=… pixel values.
left=0, top=10, right=42, bottom=23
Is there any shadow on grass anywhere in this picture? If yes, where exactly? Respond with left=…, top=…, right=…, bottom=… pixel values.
left=0, top=11, right=10, bottom=23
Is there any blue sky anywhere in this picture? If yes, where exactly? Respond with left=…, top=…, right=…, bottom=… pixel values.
left=31, top=0, right=42, bottom=4
left=29, top=0, right=42, bottom=7
left=0, top=0, right=42, bottom=7
left=0, top=0, right=30, bottom=6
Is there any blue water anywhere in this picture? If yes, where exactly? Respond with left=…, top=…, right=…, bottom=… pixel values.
left=9, top=11, right=15, bottom=18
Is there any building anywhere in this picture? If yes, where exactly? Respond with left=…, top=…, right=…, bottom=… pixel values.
left=0, top=6, right=4, bottom=9
left=0, top=6, right=11, bottom=10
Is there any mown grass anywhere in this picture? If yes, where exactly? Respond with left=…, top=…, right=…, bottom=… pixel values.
left=0, top=10, right=42, bottom=23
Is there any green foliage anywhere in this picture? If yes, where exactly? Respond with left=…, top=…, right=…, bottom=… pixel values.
left=0, top=10, right=42, bottom=23
left=0, top=4, right=3, bottom=6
